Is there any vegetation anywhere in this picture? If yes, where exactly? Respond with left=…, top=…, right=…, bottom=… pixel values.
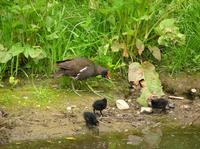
left=0, top=0, right=199, bottom=82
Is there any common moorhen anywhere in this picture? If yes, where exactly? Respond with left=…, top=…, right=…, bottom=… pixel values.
left=83, top=112, right=99, bottom=128
left=92, top=98, right=107, bottom=116
left=54, top=58, right=110, bottom=80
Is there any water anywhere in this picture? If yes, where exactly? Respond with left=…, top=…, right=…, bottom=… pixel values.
left=1, top=126, right=200, bottom=149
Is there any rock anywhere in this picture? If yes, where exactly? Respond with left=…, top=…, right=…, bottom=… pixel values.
left=127, top=135, right=143, bottom=145
left=116, top=100, right=129, bottom=110
left=67, top=106, right=72, bottom=111
left=140, top=107, right=152, bottom=113
left=112, top=107, right=115, bottom=110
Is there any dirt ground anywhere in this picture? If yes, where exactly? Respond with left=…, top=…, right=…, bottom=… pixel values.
left=1, top=72, right=200, bottom=144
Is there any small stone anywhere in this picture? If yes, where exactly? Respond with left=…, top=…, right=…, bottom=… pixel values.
left=67, top=106, right=72, bottom=111
left=46, top=106, right=51, bottom=110
left=116, top=100, right=129, bottom=110
left=128, top=99, right=132, bottom=103
left=112, top=107, right=115, bottom=110
left=124, top=129, right=129, bottom=132
left=140, top=107, right=153, bottom=114
left=191, top=88, right=197, bottom=93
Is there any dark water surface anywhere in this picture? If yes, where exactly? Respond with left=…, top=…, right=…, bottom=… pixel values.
left=1, top=126, right=200, bottom=149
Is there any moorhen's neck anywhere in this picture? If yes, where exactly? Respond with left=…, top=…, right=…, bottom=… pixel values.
left=95, top=65, right=107, bottom=75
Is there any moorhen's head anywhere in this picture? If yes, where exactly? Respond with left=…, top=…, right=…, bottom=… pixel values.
left=102, top=98, right=107, bottom=104
left=101, top=68, right=110, bottom=79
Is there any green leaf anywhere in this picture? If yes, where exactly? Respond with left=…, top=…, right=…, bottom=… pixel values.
left=23, top=44, right=32, bottom=58
left=0, top=51, right=12, bottom=63
left=46, top=32, right=59, bottom=40
left=148, top=46, right=161, bottom=61
left=10, top=43, right=24, bottom=56
left=0, top=44, right=6, bottom=51
left=29, top=48, right=46, bottom=59
left=137, top=62, right=164, bottom=106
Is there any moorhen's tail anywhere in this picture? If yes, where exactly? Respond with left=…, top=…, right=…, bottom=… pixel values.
left=56, top=59, right=72, bottom=64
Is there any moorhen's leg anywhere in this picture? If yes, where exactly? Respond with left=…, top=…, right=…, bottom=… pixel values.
left=93, top=108, right=96, bottom=114
left=71, top=80, right=81, bottom=96
left=100, top=110, right=103, bottom=117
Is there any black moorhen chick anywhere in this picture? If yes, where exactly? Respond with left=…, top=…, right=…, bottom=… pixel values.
left=54, top=58, right=110, bottom=80
left=83, top=112, right=99, bottom=128
left=150, top=98, right=169, bottom=112
left=92, top=98, right=107, bottom=116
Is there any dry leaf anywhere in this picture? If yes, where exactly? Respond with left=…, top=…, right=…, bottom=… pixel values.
left=136, top=39, right=144, bottom=55
left=122, top=48, right=129, bottom=57
left=148, top=46, right=161, bottom=61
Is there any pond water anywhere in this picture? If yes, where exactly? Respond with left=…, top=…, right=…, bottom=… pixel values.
left=1, top=126, right=200, bottom=149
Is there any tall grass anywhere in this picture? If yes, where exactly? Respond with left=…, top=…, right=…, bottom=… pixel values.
left=162, top=0, right=200, bottom=73
left=0, top=0, right=199, bottom=80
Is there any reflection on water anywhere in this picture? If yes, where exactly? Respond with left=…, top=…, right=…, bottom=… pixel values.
left=1, top=126, right=200, bottom=149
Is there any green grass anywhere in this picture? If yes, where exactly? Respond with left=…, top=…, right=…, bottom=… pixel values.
left=162, top=0, right=200, bottom=73
left=0, top=0, right=199, bottom=80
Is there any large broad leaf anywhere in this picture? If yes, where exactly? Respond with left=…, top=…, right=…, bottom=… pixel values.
left=128, top=62, right=164, bottom=106
left=10, top=43, right=24, bottom=56
left=0, top=51, right=12, bottom=63
left=0, top=44, right=6, bottom=51
left=136, top=39, right=144, bottom=55
left=29, top=48, right=46, bottom=59
left=155, top=18, right=185, bottom=46
left=148, top=46, right=161, bottom=61
left=23, top=44, right=32, bottom=58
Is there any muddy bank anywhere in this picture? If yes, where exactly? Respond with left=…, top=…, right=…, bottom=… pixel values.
left=0, top=72, right=200, bottom=144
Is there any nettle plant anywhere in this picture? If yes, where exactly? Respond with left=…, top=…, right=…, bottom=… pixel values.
left=0, top=43, right=46, bottom=86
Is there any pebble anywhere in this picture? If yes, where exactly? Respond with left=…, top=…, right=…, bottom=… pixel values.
left=67, top=107, right=72, bottom=111
left=140, top=107, right=153, bottom=114
left=128, top=99, right=132, bottom=103
left=124, top=129, right=129, bottom=132
left=116, top=99, right=129, bottom=110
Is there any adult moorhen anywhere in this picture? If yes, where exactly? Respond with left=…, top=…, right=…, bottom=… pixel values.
left=54, top=58, right=110, bottom=80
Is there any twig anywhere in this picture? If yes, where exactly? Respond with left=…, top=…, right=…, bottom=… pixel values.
left=168, top=95, right=184, bottom=100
